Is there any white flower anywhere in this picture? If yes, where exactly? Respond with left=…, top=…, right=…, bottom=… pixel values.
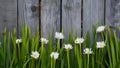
left=96, top=26, right=105, bottom=32
left=74, top=38, right=84, bottom=44
left=31, top=51, right=40, bottom=59
left=96, top=41, right=106, bottom=48
left=55, top=32, right=64, bottom=39
left=16, top=39, right=22, bottom=43
left=50, top=52, right=59, bottom=60
left=64, top=44, right=73, bottom=50
left=41, top=38, right=48, bottom=44
left=84, top=48, right=93, bottom=54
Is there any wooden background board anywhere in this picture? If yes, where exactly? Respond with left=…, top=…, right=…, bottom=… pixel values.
left=83, top=0, right=105, bottom=40
left=18, top=0, right=39, bottom=38
left=106, top=0, right=120, bottom=38
left=23, top=0, right=39, bottom=35
left=0, top=0, right=17, bottom=38
left=18, top=0, right=24, bottom=38
left=41, top=0, right=60, bottom=38
left=62, top=0, right=81, bottom=39
left=0, top=0, right=120, bottom=39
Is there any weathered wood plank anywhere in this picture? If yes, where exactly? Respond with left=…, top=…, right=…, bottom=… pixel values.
left=18, top=0, right=39, bottom=36
left=106, top=0, right=120, bottom=38
left=41, top=0, right=60, bottom=38
left=18, top=0, right=24, bottom=38
left=62, top=0, right=81, bottom=39
left=0, top=0, right=17, bottom=38
left=83, top=0, right=104, bottom=40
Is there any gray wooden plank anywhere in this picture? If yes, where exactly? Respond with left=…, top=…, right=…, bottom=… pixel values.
left=18, top=0, right=39, bottom=36
left=62, top=0, right=81, bottom=39
left=83, top=0, right=104, bottom=40
left=41, top=0, right=60, bottom=38
left=106, top=0, right=120, bottom=38
left=18, top=0, right=24, bottom=38
left=0, top=0, right=17, bottom=38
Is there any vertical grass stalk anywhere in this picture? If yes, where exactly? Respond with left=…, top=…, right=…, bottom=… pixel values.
left=18, top=43, right=20, bottom=60
left=3, top=27, right=7, bottom=67
left=87, top=54, right=89, bottom=68
left=41, top=42, right=46, bottom=68
left=54, top=60, right=56, bottom=68
left=74, top=44, right=80, bottom=68
left=23, top=58, right=32, bottom=68
left=57, top=39, right=60, bottom=51
left=51, top=58, right=56, bottom=68
left=67, top=50, right=70, bottom=68
left=79, top=43, right=82, bottom=68
left=101, top=32, right=104, bottom=41
left=51, top=58, right=53, bottom=68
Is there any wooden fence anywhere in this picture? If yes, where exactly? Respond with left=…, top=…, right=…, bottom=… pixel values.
left=0, top=0, right=120, bottom=39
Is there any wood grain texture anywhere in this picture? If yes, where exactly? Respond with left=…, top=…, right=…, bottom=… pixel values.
left=106, top=0, right=120, bottom=38
left=18, top=0, right=39, bottom=36
left=83, top=0, right=104, bottom=40
left=41, top=0, right=60, bottom=38
left=18, top=0, right=24, bottom=38
left=0, top=0, right=17, bottom=38
left=62, top=0, right=81, bottom=39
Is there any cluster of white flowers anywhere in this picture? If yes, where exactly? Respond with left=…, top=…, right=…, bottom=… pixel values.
left=31, top=51, right=40, bottom=59
left=30, top=29, right=107, bottom=60
left=41, top=38, right=48, bottom=44
left=96, top=41, right=106, bottom=48
left=96, top=25, right=106, bottom=49
left=74, top=38, right=84, bottom=44
left=64, top=44, right=73, bottom=50
left=96, top=26, right=105, bottom=33
left=16, top=39, right=22, bottom=44
left=50, top=52, right=59, bottom=60
left=83, top=48, right=93, bottom=54
left=55, top=32, right=64, bottom=39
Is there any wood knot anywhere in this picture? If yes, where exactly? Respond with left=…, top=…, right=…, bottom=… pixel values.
left=31, top=5, right=37, bottom=12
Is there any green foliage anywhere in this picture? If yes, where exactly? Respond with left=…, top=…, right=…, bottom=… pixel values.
left=0, top=23, right=120, bottom=68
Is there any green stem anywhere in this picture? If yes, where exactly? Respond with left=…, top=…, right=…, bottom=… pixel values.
left=40, top=43, right=46, bottom=68
left=67, top=50, right=70, bottom=68
left=51, top=58, right=53, bottom=68
left=79, top=43, right=82, bottom=68
left=51, top=58, right=56, bottom=68
left=10, top=58, right=14, bottom=68
left=97, top=49, right=99, bottom=68
left=98, top=49, right=100, bottom=68
left=41, top=42, right=44, bottom=57
left=101, top=48, right=104, bottom=62
left=53, top=60, right=56, bottom=68
left=18, top=43, right=20, bottom=60
left=101, top=32, right=104, bottom=41
left=79, top=43, right=82, bottom=58
left=100, top=49, right=104, bottom=67
left=57, top=39, right=60, bottom=51
left=3, top=28, right=6, bottom=67
left=75, top=44, right=80, bottom=68
left=23, top=58, right=32, bottom=68
left=74, top=44, right=77, bottom=55
left=41, top=42, right=45, bottom=68
left=87, top=54, right=89, bottom=68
